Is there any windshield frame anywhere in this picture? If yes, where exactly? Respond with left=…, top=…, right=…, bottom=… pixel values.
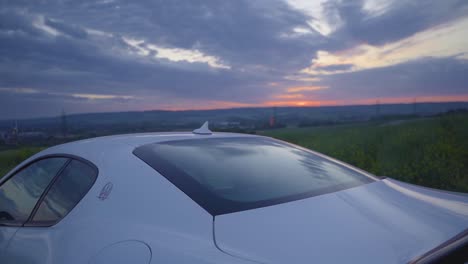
left=133, top=136, right=377, bottom=215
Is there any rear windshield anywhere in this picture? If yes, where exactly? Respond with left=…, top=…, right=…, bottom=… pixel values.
left=134, top=137, right=375, bottom=215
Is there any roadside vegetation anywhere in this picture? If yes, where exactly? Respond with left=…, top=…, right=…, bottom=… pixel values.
left=263, top=112, right=468, bottom=193
left=0, top=147, right=44, bottom=177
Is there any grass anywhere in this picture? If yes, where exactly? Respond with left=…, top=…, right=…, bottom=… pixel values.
left=262, top=113, right=468, bottom=193
left=0, top=147, right=44, bottom=177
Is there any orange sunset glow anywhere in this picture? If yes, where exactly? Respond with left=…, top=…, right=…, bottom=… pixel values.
left=134, top=94, right=468, bottom=112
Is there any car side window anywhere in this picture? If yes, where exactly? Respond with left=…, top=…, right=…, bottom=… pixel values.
left=0, top=158, right=68, bottom=225
left=31, top=159, right=97, bottom=225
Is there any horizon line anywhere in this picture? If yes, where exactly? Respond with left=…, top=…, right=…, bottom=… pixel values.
left=1, top=100, right=468, bottom=122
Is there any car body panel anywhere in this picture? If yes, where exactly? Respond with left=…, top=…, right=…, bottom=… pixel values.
left=88, top=240, right=151, bottom=264
left=1, top=133, right=257, bottom=264
left=215, top=178, right=468, bottom=264
left=1, top=132, right=467, bottom=263
left=0, top=227, right=18, bottom=259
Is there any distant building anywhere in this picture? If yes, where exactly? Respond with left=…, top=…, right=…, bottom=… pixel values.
left=0, top=131, right=6, bottom=143
left=0, top=122, right=47, bottom=145
left=269, top=116, right=276, bottom=127
left=269, top=107, right=277, bottom=127
left=2, top=125, right=19, bottom=145
left=61, top=109, right=68, bottom=137
left=217, top=121, right=241, bottom=128
left=19, top=131, right=47, bottom=140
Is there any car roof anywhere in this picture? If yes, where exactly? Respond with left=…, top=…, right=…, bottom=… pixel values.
left=37, top=132, right=260, bottom=164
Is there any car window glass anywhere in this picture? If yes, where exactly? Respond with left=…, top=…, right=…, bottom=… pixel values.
left=0, top=158, right=68, bottom=224
left=32, top=159, right=97, bottom=223
left=153, top=138, right=373, bottom=202
left=134, top=137, right=375, bottom=215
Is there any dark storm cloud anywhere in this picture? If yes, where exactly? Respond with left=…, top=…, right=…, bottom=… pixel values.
left=4, top=0, right=324, bottom=70
left=325, top=0, right=468, bottom=47
left=0, top=10, right=285, bottom=101
left=316, top=64, right=354, bottom=72
left=0, top=9, right=42, bottom=36
left=0, top=1, right=320, bottom=109
left=44, top=18, right=88, bottom=39
left=319, top=57, right=468, bottom=100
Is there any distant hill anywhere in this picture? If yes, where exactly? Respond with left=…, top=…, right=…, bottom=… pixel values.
left=1, top=102, right=468, bottom=135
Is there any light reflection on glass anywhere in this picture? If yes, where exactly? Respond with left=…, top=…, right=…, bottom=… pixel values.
left=0, top=158, right=67, bottom=222
left=33, top=160, right=95, bottom=222
left=154, top=137, right=374, bottom=203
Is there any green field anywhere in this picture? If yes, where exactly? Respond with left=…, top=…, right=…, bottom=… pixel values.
left=262, top=113, right=468, bottom=193
left=0, top=147, right=44, bottom=177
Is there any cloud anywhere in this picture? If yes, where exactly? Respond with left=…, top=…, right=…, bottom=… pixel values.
left=0, top=90, right=143, bottom=119
left=0, top=87, right=40, bottom=94
left=287, top=86, right=328, bottom=93
left=0, top=3, right=315, bottom=108
left=70, top=93, right=136, bottom=100
left=318, top=56, right=468, bottom=100
left=44, top=18, right=88, bottom=39
left=122, top=37, right=230, bottom=69
left=12, top=0, right=324, bottom=71
left=315, top=64, right=354, bottom=72
left=301, top=17, right=468, bottom=76
left=266, top=57, right=468, bottom=106
left=285, top=0, right=337, bottom=36
left=324, top=0, right=468, bottom=46
left=0, top=0, right=467, bottom=118
left=0, top=87, right=138, bottom=103
left=275, top=93, right=305, bottom=99
left=0, top=12, right=269, bottom=99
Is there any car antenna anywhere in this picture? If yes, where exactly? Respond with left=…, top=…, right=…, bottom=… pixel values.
left=193, top=121, right=212, bottom=135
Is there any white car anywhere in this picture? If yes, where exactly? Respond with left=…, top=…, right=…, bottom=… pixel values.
left=1, top=124, right=467, bottom=264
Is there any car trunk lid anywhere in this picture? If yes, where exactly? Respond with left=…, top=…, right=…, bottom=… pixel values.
left=214, top=179, right=468, bottom=264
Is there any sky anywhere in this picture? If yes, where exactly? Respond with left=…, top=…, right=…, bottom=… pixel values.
left=0, top=0, right=468, bottom=119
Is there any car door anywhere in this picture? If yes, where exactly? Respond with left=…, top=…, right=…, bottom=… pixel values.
left=0, top=157, right=69, bottom=258
left=3, top=158, right=98, bottom=264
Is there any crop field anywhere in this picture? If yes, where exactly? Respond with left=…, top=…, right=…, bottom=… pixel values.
left=262, top=113, right=468, bottom=193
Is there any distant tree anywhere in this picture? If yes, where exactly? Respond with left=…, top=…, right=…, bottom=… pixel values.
left=375, top=100, right=381, bottom=118
left=269, top=107, right=277, bottom=127
left=61, top=109, right=68, bottom=137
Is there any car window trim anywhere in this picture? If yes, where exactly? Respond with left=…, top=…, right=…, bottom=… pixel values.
left=0, top=155, right=71, bottom=227
left=25, top=158, right=72, bottom=225
left=0, top=155, right=68, bottom=188
left=0, top=153, right=98, bottom=228
left=24, top=154, right=99, bottom=227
